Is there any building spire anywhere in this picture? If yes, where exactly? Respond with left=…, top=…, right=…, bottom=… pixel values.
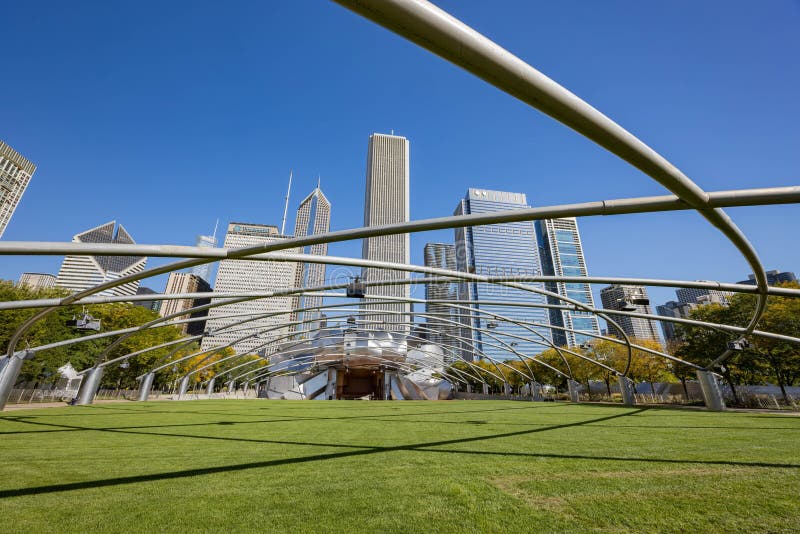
left=280, top=170, right=293, bottom=235
left=317, top=174, right=321, bottom=190
left=212, top=218, right=219, bottom=241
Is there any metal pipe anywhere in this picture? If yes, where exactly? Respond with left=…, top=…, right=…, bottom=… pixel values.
left=331, top=0, right=770, bottom=366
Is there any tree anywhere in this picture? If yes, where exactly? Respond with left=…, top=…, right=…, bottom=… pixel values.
left=674, top=283, right=800, bottom=405
left=0, top=280, right=192, bottom=389
left=730, top=282, right=800, bottom=402
left=626, top=339, right=675, bottom=395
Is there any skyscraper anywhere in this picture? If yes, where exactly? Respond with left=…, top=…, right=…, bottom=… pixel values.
left=454, top=189, right=551, bottom=361
left=737, top=270, right=797, bottom=287
left=134, top=287, right=161, bottom=312
left=191, top=224, right=218, bottom=285
left=160, top=272, right=212, bottom=335
left=56, top=221, right=146, bottom=297
left=423, top=243, right=459, bottom=361
left=201, top=223, right=299, bottom=355
left=0, top=140, right=36, bottom=238
left=536, top=217, right=601, bottom=347
left=292, top=183, right=331, bottom=331
left=676, top=283, right=730, bottom=306
left=18, top=273, right=57, bottom=290
left=599, top=285, right=661, bottom=342
left=656, top=300, right=696, bottom=343
left=361, top=133, right=410, bottom=332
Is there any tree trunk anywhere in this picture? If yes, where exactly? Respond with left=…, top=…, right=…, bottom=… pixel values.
left=722, top=370, right=740, bottom=405
left=680, top=377, right=689, bottom=399
left=650, top=381, right=656, bottom=396
left=605, top=378, right=612, bottom=396
left=776, top=370, right=789, bottom=403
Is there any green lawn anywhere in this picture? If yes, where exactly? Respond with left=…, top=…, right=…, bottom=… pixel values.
left=0, top=400, right=798, bottom=533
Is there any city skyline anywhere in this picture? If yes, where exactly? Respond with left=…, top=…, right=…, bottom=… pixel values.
left=0, top=133, right=795, bottom=348
left=2, top=1, right=797, bottom=315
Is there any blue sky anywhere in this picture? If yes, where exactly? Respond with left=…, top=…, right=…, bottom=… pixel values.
left=1, top=0, right=798, bottom=310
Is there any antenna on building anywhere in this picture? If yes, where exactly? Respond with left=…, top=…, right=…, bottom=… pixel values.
left=280, top=170, right=293, bottom=235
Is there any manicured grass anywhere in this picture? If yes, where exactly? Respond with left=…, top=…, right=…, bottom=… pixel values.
left=0, top=400, right=798, bottom=533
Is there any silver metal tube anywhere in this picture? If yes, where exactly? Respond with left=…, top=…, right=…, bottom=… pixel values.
left=75, top=366, right=104, bottom=406
left=137, top=372, right=155, bottom=402
left=331, top=0, right=769, bottom=365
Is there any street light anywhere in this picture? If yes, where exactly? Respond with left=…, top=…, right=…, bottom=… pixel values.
left=617, top=288, right=650, bottom=311
left=346, top=276, right=365, bottom=298
left=727, top=338, right=751, bottom=351
left=66, top=308, right=101, bottom=331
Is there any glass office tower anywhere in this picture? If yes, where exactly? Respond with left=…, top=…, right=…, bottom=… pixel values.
left=423, top=242, right=460, bottom=362
left=292, top=184, right=331, bottom=331
left=536, top=217, right=601, bottom=347
left=453, top=189, right=551, bottom=361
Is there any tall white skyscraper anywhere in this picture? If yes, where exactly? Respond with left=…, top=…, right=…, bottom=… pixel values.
left=191, top=220, right=218, bottom=284
left=292, top=184, right=331, bottom=331
left=0, top=140, right=36, bottom=238
left=361, top=133, right=410, bottom=332
left=201, top=223, right=299, bottom=355
left=56, top=221, right=146, bottom=297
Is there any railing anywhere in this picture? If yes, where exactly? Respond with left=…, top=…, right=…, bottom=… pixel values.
left=6, top=388, right=155, bottom=405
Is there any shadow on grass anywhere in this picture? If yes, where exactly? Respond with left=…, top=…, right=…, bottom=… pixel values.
left=2, top=407, right=799, bottom=499
left=0, top=402, right=570, bottom=435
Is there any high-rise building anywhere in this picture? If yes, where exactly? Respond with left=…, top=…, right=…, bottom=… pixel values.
left=599, top=285, right=661, bottom=342
left=361, top=133, right=410, bottom=332
left=191, top=221, right=219, bottom=284
left=454, top=189, right=551, bottom=361
left=536, top=217, right=601, bottom=347
left=201, top=223, right=299, bottom=355
left=134, top=287, right=161, bottom=312
left=0, top=140, right=36, bottom=239
left=423, top=243, right=460, bottom=361
left=18, top=272, right=57, bottom=290
left=292, top=184, right=331, bottom=332
left=737, top=270, right=797, bottom=287
left=656, top=300, right=696, bottom=343
left=676, top=283, right=730, bottom=306
left=56, top=221, right=146, bottom=297
left=160, top=272, right=212, bottom=335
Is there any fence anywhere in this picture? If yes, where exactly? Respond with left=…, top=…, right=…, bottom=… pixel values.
left=6, top=388, right=155, bottom=405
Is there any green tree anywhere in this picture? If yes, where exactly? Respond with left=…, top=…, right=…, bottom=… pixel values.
left=0, top=280, right=191, bottom=389
left=730, top=282, right=800, bottom=402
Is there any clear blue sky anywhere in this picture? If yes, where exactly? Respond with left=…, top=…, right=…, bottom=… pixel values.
left=1, top=0, right=798, bottom=309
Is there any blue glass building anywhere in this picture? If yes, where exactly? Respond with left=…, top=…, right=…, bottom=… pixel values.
left=453, top=189, right=551, bottom=362
left=536, top=218, right=601, bottom=347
